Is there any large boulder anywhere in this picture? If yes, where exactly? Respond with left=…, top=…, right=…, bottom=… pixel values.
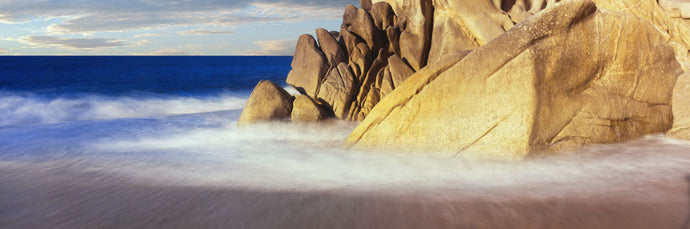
left=238, top=80, right=294, bottom=126
left=345, top=0, right=682, bottom=159
left=286, top=34, right=329, bottom=97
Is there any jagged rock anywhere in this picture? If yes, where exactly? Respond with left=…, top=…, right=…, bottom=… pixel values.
left=385, top=26, right=401, bottom=55
left=286, top=34, right=328, bottom=97
left=386, top=54, right=415, bottom=88
left=339, top=28, right=360, bottom=56
left=316, top=28, right=347, bottom=68
left=350, top=42, right=373, bottom=80
left=398, top=0, right=433, bottom=71
left=371, top=2, right=396, bottom=30
left=346, top=0, right=682, bottom=159
left=292, top=95, right=331, bottom=121
left=353, top=49, right=389, bottom=120
left=343, top=5, right=358, bottom=29
left=317, top=63, right=357, bottom=119
left=427, top=0, right=514, bottom=64
left=238, top=80, right=294, bottom=126
left=349, top=9, right=385, bottom=51
left=379, top=67, right=395, bottom=97
left=361, top=0, right=373, bottom=10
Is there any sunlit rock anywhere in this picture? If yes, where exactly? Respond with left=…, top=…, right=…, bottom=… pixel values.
left=238, top=80, right=294, bottom=126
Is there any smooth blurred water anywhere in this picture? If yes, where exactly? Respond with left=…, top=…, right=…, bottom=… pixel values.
left=0, top=56, right=689, bottom=228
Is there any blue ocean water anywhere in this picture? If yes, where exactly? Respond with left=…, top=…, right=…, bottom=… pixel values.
left=0, top=56, right=292, bottom=128
left=0, top=56, right=291, bottom=96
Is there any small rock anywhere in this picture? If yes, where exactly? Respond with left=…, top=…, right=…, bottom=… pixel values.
left=238, top=80, right=294, bottom=126
left=292, top=95, right=332, bottom=121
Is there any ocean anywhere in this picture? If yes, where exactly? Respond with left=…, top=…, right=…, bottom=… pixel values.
left=0, top=56, right=689, bottom=228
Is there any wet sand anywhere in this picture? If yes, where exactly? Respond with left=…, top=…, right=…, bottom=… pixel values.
left=1, top=162, right=688, bottom=229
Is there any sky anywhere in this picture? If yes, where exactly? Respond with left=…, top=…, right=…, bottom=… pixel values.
left=0, top=0, right=359, bottom=55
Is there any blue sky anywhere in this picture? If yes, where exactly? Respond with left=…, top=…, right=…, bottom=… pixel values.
left=0, top=0, right=358, bottom=55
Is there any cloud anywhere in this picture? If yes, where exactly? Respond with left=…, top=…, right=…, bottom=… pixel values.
left=133, top=33, right=171, bottom=38
left=178, top=30, right=235, bottom=35
left=0, top=48, right=7, bottom=54
left=21, top=36, right=127, bottom=49
left=243, top=39, right=296, bottom=55
left=0, top=0, right=356, bottom=33
left=147, top=48, right=191, bottom=56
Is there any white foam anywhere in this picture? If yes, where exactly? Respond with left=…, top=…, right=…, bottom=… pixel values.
left=0, top=92, right=248, bottom=127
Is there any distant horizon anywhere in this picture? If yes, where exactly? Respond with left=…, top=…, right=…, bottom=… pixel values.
left=0, top=0, right=358, bottom=56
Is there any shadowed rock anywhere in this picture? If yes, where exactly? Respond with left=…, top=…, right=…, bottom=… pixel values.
left=238, top=80, right=294, bottom=126
left=292, top=95, right=332, bottom=121
left=371, top=2, right=397, bottom=30
left=316, top=28, right=348, bottom=68
left=386, top=54, right=415, bottom=89
left=343, top=5, right=358, bottom=29
left=286, top=34, right=328, bottom=97
left=361, top=0, right=373, bottom=10
left=385, top=26, right=401, bottom=55
left=398, top=0, right=433, bottom=71
left=346, top=0, right=682, bottom=159
left=318, top=63, right=357, bottom=119
left=349, top=9, right=385, bottom=52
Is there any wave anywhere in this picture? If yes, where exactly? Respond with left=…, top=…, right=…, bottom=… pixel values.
left=0, top=91, right=249, bottom=128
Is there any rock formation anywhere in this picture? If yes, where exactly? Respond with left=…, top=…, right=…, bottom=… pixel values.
left=238, top=80, right=294, bottom=126
left=241, top=0, right=690, bottom=158
left=345, top=0, right=683, bottom=158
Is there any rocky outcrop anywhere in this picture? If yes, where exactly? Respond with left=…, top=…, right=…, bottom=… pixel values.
left=238, top=80, right=294, bottom=126
left=241, top=0, right=690, bottom=157
left=345, top=0, right=683, bottom=159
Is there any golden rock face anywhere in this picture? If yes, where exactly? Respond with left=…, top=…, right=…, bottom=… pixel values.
left=241, top=0, right=690, bottom=157
left=347, top=0, right=683, bottom=158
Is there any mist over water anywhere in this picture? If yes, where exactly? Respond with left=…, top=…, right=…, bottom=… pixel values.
left=1, top=92, right=689, bottom=228
left=0, top=91, right=248, bottom=128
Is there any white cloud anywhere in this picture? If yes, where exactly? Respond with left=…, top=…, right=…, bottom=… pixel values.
left=243, top=39, right=296, bottom=55
left=0, top=1, right=354, bottom=34
left=21, top=36, right=127, bottom=49
left=0, top=48, right=8, bottom=54
left=147, top=48, right=191, bottom=56
left=133, top=33, right=171, bottom=38
left=133, top=40, right=151, bottom=46
left=178, top=30, right=235, bottom=35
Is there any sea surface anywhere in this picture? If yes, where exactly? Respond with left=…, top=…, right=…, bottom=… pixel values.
left=1, top=56, right=689, bottom=228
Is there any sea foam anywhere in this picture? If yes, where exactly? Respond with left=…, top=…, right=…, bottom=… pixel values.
left=0, top=91, right=248, bottom=128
